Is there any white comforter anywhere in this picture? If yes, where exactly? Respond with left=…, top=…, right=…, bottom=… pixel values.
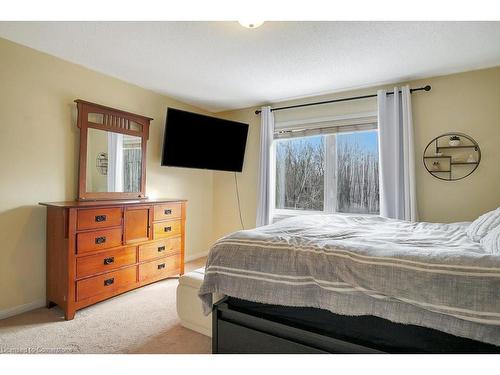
left=200, top=215, right=500, bottom=345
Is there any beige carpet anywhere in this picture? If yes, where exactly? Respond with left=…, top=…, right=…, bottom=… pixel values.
left=0, top=260, right=211, bottom=354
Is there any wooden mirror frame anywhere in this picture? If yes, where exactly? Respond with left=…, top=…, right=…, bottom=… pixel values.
left=75, top=99, right=153, bottom=200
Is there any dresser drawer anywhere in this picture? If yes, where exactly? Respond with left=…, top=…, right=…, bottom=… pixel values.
left=76, top=228, right=122, bottom=254
left=153, top=220, right=181, bottom=239
left=154, top=203, right=182, bottom=221
left=77, top=208, right=122, bottom=231
left=76, top=247, right=137, bottom=278
left=139, top=254, right=181, bottom=282
left=139, top=237, right=181, bottom=262
left=76, top=266, right=137, bottom=301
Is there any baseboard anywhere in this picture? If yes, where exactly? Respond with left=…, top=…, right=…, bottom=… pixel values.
left=0, top=252, right=208, bottom=320
left=0, top=298, right=46, bottom=321
left=185, top=249, right=209, bottom=262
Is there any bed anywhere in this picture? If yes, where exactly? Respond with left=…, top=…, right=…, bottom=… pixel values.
left=199, top=214, right=500, bottom=353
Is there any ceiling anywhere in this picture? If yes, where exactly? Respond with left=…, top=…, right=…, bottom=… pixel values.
left=1, top=21, right=500, bottom=112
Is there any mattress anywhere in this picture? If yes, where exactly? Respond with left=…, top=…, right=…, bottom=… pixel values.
left=199, top=214, right=500, bottom=345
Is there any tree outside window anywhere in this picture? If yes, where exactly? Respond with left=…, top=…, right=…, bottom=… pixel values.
left=275, top=130, right=379, bottom=214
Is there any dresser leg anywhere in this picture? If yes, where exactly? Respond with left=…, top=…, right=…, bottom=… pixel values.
left=65, top=309, right=76, bottom=321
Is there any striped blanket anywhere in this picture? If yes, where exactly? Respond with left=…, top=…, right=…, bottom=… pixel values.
left=199, top=214, right=500, bottom=345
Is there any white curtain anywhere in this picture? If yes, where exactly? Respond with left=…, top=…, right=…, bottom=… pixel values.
left=107, top=132, right=124, bottom=192
left=377, top=85, right=418, bottom=221
left=256, top=106, right=275, bottom=227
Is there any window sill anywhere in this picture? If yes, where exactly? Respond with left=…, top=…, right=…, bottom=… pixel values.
left=272, top=209, right=379, bottom=223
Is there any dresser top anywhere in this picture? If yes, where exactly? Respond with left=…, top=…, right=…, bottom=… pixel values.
left=39, top=198, right=186, bottom=208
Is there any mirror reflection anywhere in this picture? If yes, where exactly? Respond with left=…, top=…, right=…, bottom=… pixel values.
left=86, top=128, right=142, bottom=193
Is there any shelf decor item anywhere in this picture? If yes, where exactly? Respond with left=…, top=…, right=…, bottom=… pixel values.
left=449, top=135, right=461, bottom=147
left=423, top=132, right=481, bottom=181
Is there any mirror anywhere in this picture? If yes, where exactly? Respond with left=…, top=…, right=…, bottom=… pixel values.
left=86, top=128, right=142, bottom=193
left=75, top=99, right=152, bottom=200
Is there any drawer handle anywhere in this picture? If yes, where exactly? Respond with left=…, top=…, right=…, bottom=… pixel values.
left=164, top=209, right=172, bottom=215
left=103, top=256, right=114, bottom=265
left=157, top=263, right=166, bottom=270
left=103, top=278, right=114, bottom=286
left=164, top=226, right=172, bottom=232
left=95, top=236, right=106, bottom=245
left=95, top=215, right=107, bottom=222
left=158, top=246, right=166, bottom=252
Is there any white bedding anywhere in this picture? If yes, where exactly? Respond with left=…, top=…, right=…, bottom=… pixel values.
left=200, top=214, right=500, bottom=345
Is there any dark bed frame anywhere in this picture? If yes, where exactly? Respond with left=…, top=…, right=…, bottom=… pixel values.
left=212, top=297, right=500, bottom=354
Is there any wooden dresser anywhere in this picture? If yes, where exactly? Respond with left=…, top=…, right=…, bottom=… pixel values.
left=39, top=198, right=186, bottom=320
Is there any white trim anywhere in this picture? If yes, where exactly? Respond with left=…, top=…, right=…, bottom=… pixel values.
left=275, top=111, right=377, bottom=129
left=323, top=134, right=337, bottom=213
left=272, top=208, right=322, bottom=222
left=274, top=208, right=323, bottom=217
left=274, top=208, right=322, bottom=215
left=272, top=209, right=376, bottom=223
left=0, top=298, right=45, bottom=321
left=184, top=250, right=209, bottom=262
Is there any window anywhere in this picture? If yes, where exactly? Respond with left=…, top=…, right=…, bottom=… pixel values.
left=335, top=131, right=379, bottom=214
left=274, top=120, right=379, bottom=216
left=275, top=136, right=325, bottom=211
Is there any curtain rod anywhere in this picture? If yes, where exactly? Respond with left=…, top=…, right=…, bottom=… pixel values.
left=254, top=85, right=431, bottom=115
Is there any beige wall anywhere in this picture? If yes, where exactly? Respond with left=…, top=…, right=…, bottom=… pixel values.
left=213, top=67, right=500, bottom=241
left=0, top=38, right=214, bottom=312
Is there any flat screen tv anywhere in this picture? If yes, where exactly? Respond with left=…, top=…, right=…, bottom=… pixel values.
left=161, top=108, right=249, bottom=172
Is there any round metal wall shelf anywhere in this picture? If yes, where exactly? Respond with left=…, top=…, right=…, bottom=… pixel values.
left=423, top=132, right=481, bottom=181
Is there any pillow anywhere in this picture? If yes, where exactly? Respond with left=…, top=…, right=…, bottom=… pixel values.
left=480, top=225, right=500, bottom=254
left=466, top=207, right=500, bottom=242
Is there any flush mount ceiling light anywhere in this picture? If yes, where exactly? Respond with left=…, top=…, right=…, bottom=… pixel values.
left=238, top=21, right=264, bottom=29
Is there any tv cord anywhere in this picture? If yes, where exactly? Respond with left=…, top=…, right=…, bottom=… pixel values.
left=234, top=172, right=244, bottom=230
